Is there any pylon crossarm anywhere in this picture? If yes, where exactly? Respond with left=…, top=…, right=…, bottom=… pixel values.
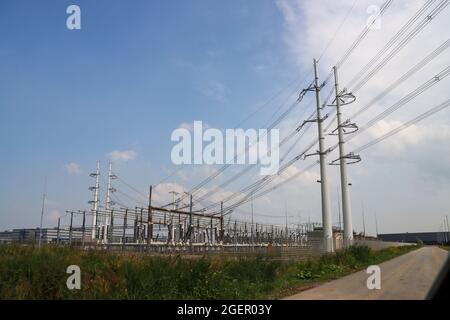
left=341, top=122, right=359, bottom=134
left=328, top=121, right=359, bottom=135
left=303, top=151, right=320, bottom=159
left=328, top=92, right=356, bottom=106
left=301, top=85, right=315, bottom=94
left=298, top=119, right=318, bottom=131
left=320, top=113, right=329, bottom=122
left=298, top=82, right=316, bottom=100
left=304, top=146, right=332, bottom=159
left=299, top=113, right=329, bottom=129
left=329, top=152, right=361, bottom=165
left=345, top=152, right=361, bottom=164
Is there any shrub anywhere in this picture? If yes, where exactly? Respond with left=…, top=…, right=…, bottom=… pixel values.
left=0, top=243, right=416, bottom=299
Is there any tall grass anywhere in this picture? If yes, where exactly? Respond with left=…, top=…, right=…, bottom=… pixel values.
left=0, top=244, right=416, bottom=300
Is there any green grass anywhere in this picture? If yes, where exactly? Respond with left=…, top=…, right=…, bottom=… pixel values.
left=0, top=244, right=417, bottom=300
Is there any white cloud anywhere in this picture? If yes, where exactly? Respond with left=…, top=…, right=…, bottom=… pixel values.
left=152, top=182, right=186, bottom=204
left=64, top=162, right=81, bottom=174
left=45, top=209, right=61, bottom=225
left=108, top=150, right=138, bottom=162
left=175, top=165, right=219, bottom=183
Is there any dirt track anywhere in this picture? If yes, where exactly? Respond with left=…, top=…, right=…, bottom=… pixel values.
left=285, top=246, right=448, bottom=300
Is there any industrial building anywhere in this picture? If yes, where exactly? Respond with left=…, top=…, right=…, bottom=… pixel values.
left=0, top=228, right=84, bottom=244
left=378, top=232, right=450, bottom=245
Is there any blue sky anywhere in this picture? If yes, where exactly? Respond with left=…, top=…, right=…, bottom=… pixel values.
left=1, top=0, right=449, bottom=234
left=0, top=0, right=307, bottom=228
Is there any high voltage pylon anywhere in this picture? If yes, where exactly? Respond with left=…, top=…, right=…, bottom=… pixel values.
left=103, top=162, right=117, bottom=243
left=329, top=66, right=360, bottom=247
left=89, top=161, right=100, bottom=240
left=309, top=59, right=333, bottom=253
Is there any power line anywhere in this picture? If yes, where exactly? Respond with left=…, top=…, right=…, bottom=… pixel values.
left=346, top=0, right=439, bottom=89
left=317, top=0, right=360, bottom=62
left=193, top=101, right=316, bottom=203
left=211, top=134, right=322, bottom=214
left=152, top=72, right=312, bottom=190
left=111, top=171, right=163, bottom=207
left=323, top=66, right=450, bottom=155
left=336, top=0, right=395, bottom=69
left=219, top=73, right=450, bottom=218
left=179, top=82, right=314, bottom=203
left=207, top=67, right=450, bottom=215
left=114, top=188, right=147, bottom=207
left=172, top=0, right=393, bottom=205
left=323, top=0, right=448, bottom=136
left=350, top=0, right=450, bottom=92
left=349, top=39, right=450, bottom=121
left=172, top=0, right=395, bottom=211
left=222, top=161, right=320, bottom=215
left=101, top=0, right=449, bottom=226
left=347, top=66, right=450, bottom=143
left=352, top=99, right=450, bottom=153
left=323, top=39, right=448, bottom=149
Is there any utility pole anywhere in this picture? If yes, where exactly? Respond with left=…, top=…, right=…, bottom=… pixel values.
left=89, top=161, right=100, bottom=240
left=133, top=207, right=138, bottom=243
left=189, top=194, right=193, bottom=252
left=108, top=209, right=114, bottom=246
left=139, top=207, right=143, bottom=244
left=169, top=191, right=179, bottom=210
left=122, top=208, right=128, bottom=251
left=210, top=217, right=213, bottom=245
left=333, top=66, right=354, bottom=248
left=103, top=162, right=115, bottom=243
left=220, top=201, right=224, bottom=245
left=285, top=202, right=288, bottom=246
left=38, top=179, right=46, bottom=248
left=337, top=187, right=342, bottom=231
left=313, top=58, right=333, bottom=253
left=147, top=185, right=153, bottom=250
left=234, top=220, right=238, bottom=249
left=69, top=211, right=74, bottom=245
left=251, top=192, right=254, bottom=245
left=81, top=211, right=86, bottom=246
left=169, top=190, right=179, bottom=244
